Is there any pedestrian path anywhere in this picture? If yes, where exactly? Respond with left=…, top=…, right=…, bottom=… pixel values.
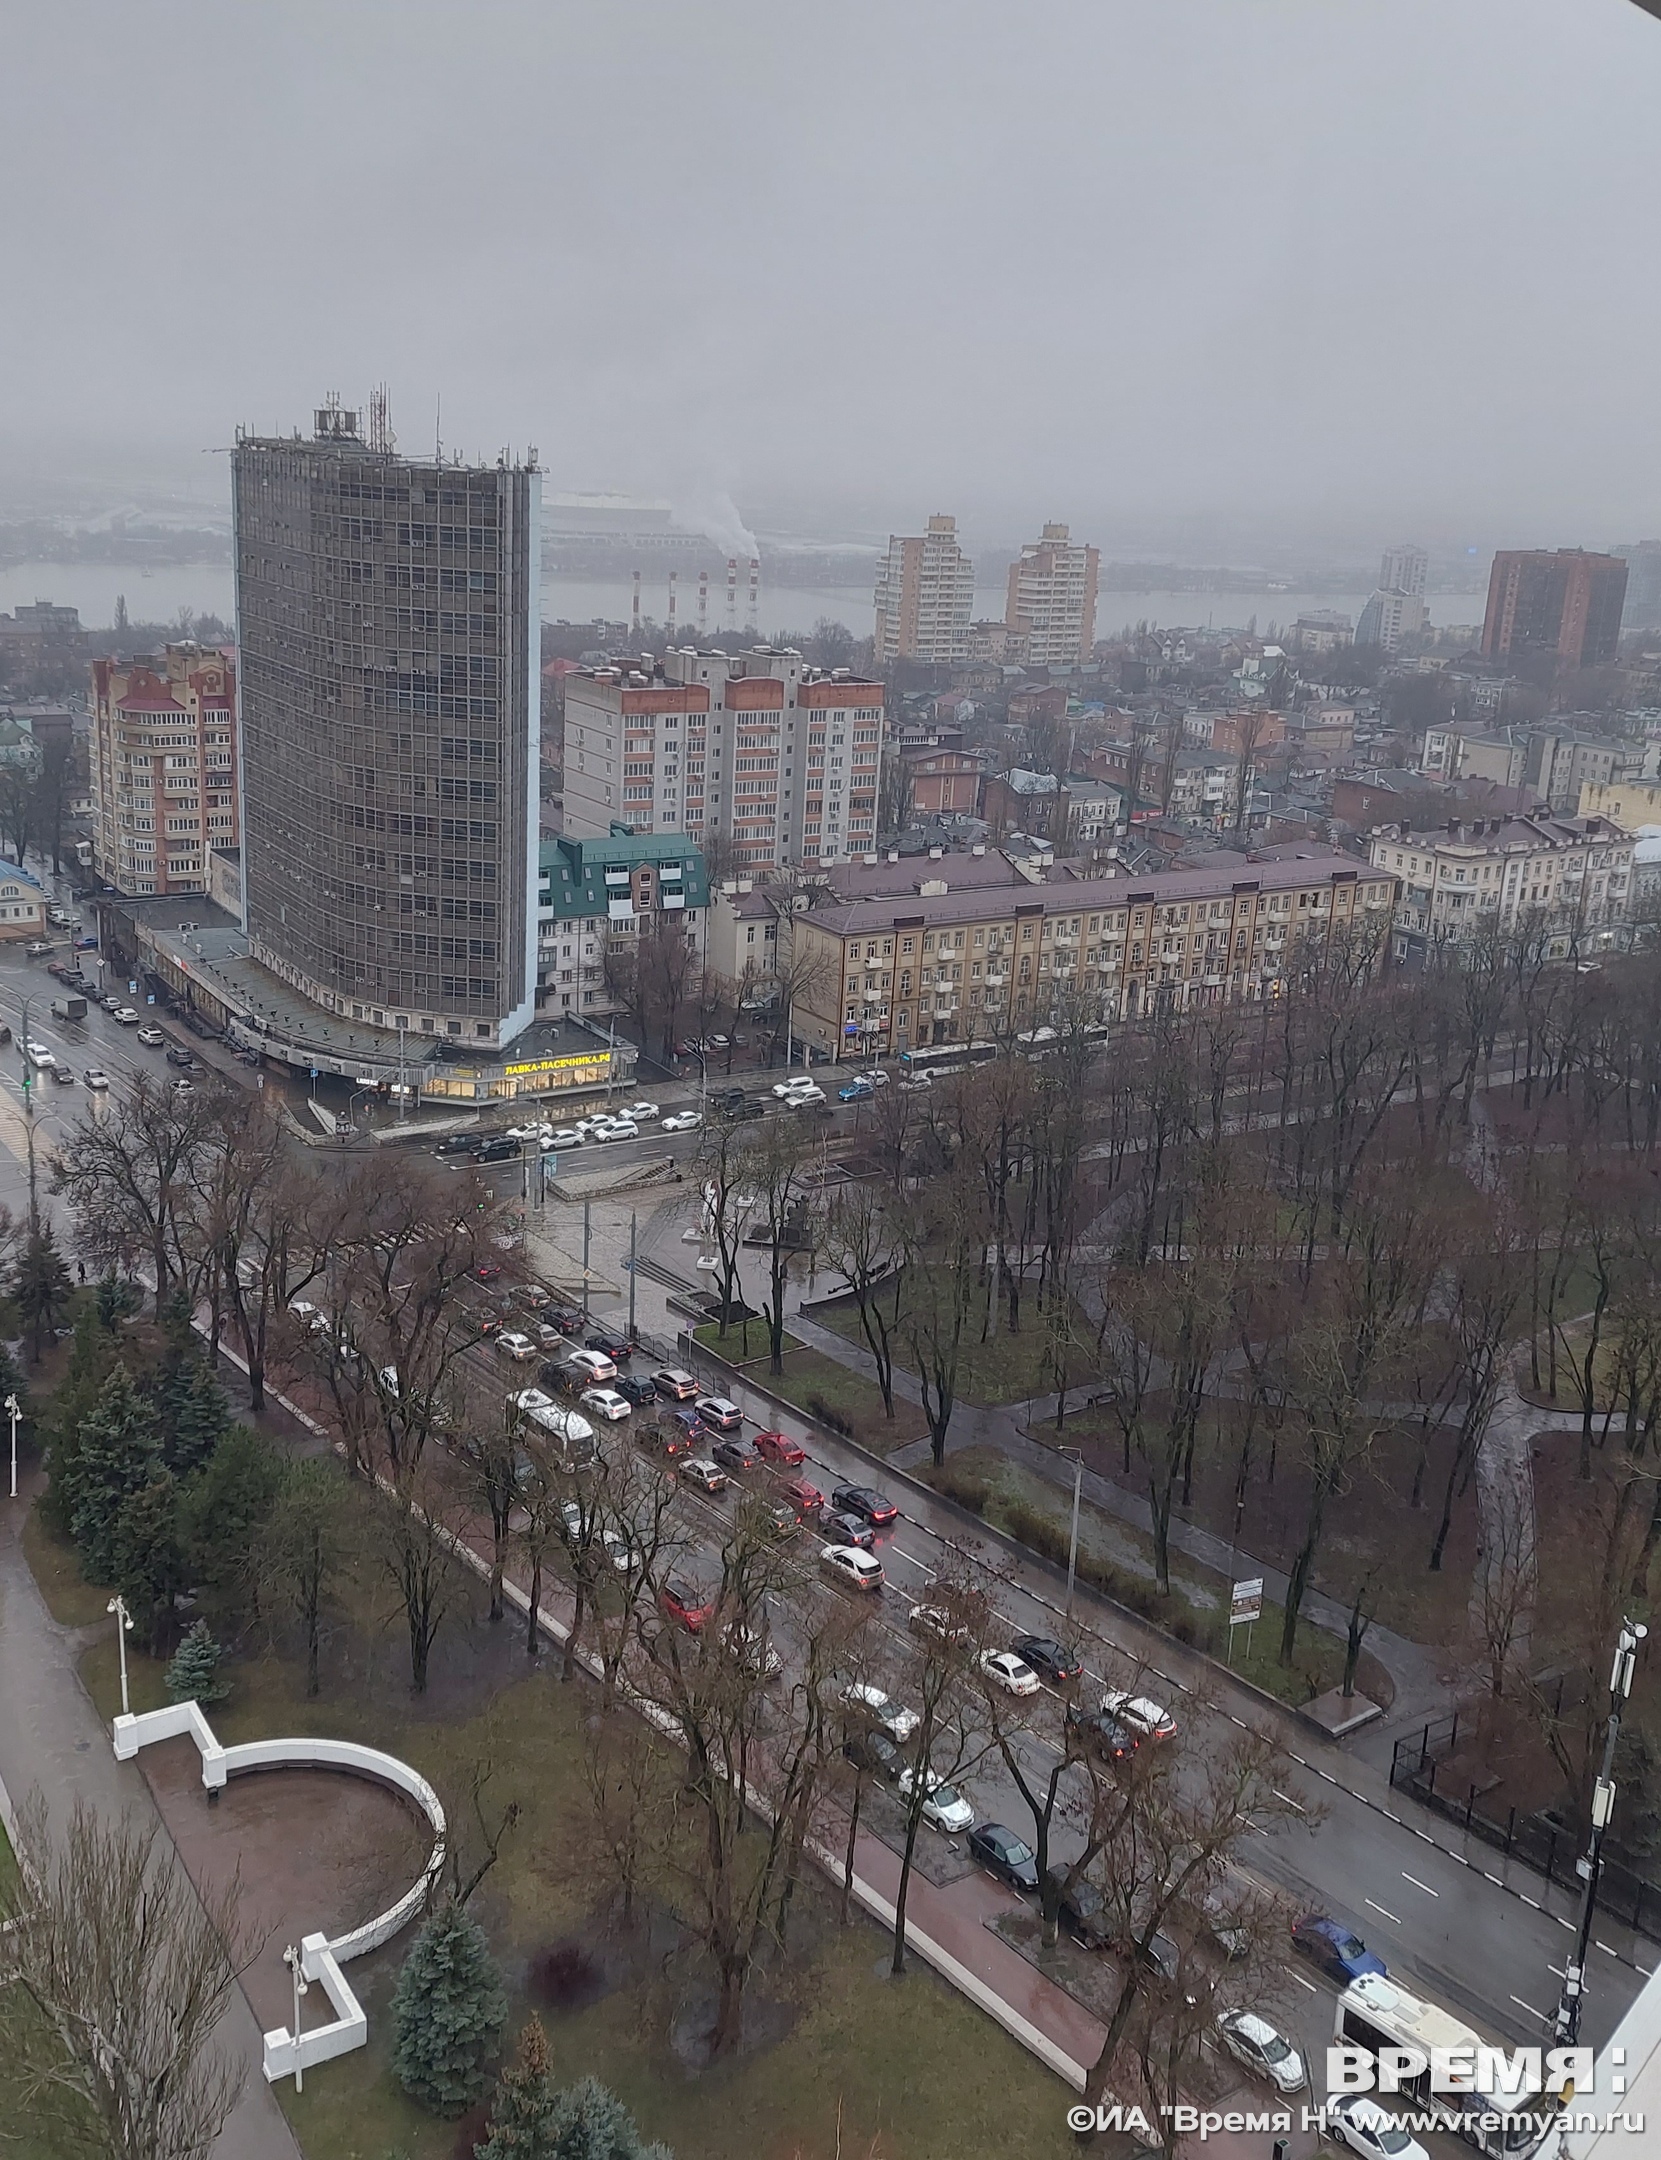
left=0, top=1478, right=302, bottom=2160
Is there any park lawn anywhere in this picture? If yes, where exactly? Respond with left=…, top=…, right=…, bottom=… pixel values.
left=924, top=1446, right=1351, bottom=1710
left=31, top=1506, right=1081, bottom=2160
left=696, top=1323, right=929, bottom=1456
left=812, top=1280, right=1093, bottom=1410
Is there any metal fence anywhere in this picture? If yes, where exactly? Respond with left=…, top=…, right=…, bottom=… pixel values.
left=1390, top=1711, right=1661, bottom=1942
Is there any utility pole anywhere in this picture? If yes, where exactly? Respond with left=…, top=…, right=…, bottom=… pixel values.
left=581, top=1199, right=592, bottom=1318
left=19, top=995, right=37, bottom=1236
left=1553, top=1615, right=1648, bottom=2053
left=1059, top=1447, right=1084, bottom=1617
left=627, top=1209, right=637, bottom=1338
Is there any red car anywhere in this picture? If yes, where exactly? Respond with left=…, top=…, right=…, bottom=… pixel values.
left=474, top=1262, right=503, bottom=1283
left=754, top=1429, right=806, bottom=1467
left=658, top=1580, right=715, bottom=1633
left=780, top=1476, right=825, bottom=1517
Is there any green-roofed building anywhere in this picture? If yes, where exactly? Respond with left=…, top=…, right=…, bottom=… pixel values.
left=537, top=824, right=709, bottom=1018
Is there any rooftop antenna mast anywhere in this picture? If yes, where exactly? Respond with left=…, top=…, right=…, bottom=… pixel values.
left=368, top=384, right=395, bottom=455
left=434, top=393, right=442, bottom=464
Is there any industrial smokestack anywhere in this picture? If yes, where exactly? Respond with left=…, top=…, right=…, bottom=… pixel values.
left=698, top=568, right=709, bottom=636
left=727, top=557, right=738, bottom=630
left=631, top=569, right=641, bottom=638
left=747, top=556, right=759, bottom=632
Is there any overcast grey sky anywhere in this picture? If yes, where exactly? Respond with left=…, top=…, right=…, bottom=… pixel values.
left=4, top=0, right=1658, bottom=560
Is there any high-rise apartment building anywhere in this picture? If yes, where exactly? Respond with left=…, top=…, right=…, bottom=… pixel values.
left=562, top=646, right=882, bottom=869
left=1378, top=543, right=1428, bottom=597
left=873, top=515, right=975, bottom=665
left=233, top=403, right=540, bottom=1050
left=89, top=643, right=238, bottom=894
left=1481, top=549, right=1629, bottom=671
left=1005, top=522, right=1099, bottom=666
left=1355, top=587, right=1427, bottom=654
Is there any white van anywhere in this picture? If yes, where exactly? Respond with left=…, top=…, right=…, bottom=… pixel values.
left=510, top=1388, right=599, bottom=1469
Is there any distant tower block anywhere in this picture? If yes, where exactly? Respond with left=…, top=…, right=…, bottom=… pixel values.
left=631, top=569, right=641, bottom=638
left=727, top=558, right=738, bottom=629
left=747, top=557, right=759, bottom=631
left=698, top=569, right=709, bottom=636
left=667, top=570, right=677, bottom=633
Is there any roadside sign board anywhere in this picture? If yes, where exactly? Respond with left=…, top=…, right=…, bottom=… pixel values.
left=1230, top=1577, right=1264, bottom=1627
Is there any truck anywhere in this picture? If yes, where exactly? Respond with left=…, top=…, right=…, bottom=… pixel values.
left=50, top=995, right=87, bottom=1023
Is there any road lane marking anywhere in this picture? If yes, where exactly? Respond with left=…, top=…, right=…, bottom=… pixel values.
left=886, top=1545, right=933, bottom=1574
left=1292, top=1972, right=1319, bottom=1993
left=1402, top=1873, right=1439, bottom=1897
left=1511, top=1995, right=1546, bottom=2022
left=1595, top=1940, right=1620, bottom=1959
left=1273, top=1790, right=1305, bottom=1812
left=1364, top=1899, right=1399, bottom=1925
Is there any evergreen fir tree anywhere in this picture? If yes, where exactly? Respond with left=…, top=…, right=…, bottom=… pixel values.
left=109, top=1470, right=184, bottom=1649
left=64, top=1365, right=160, bottom=1582
left=475, top=2017, right=556, bottom=2160
left=12, top=1227, right=72, bottom=1365
left=164, top=1358, right=231, bottom=1477
left=391, top=1902, right=506, bottom=2118
left=40, top=1308, right=118, bottom=1539
left=94, top=1274, right=140, bottom=1328
left=546, top=2079, right=671, bottom=2160
left=178, top=1425, right=281, bottom=1599
left=165, top=1617, right=229, bottom=1704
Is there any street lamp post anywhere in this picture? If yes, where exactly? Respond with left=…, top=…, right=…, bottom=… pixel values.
left=1058, top=1447, right=1084, bottom=1617
left=18, top=994, right=38, bottom=1235
left=1553, top=1615, right=1648, bottom=2054
left=282, top=1943, right=310, bottom=2092
left=106, top=1594, right=134, bottom=1717
left=5, top=1391, right=18, bottom=1500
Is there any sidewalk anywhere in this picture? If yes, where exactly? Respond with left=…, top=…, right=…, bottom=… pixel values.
left=0, top=1478, right=303, bottom=2160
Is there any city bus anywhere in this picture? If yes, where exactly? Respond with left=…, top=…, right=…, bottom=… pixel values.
left=1333, top=1973, right=1550, bottom=2156
left=895, top=1041, right=998, bottom=1079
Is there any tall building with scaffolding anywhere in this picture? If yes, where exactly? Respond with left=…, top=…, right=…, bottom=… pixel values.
left=232, top=399, right=541, bottom=1050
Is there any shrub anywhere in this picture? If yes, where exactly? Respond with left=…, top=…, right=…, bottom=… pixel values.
left=165, top=1618, right=230, bottom=1705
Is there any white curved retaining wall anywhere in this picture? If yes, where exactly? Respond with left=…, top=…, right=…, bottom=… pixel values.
left=111, top=1706, right=446, bottom=2082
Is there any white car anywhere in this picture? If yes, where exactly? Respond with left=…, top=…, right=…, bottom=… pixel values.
left=898, top=1766, right=975, bottom=1836
left=1100, top=1689, right=1178, bottom=1741
left=82, top=1068, right=110, bottom=1090
left=510, top=1389, right=597, bottom=1450
left=621, top=1100, right=660, bottom=1121
left=136, top=1025, right=165, bottom=1047
left=1324, top=2095, right=1429, bottom=2160
left=897, top=1073, right=932, bottom=1092
left=771, top=1078, right=809, bottom=1098
left=544, top=1128, right=584, bottom=1148
left=573, top=1117, right=610, bottom=1136
left=578, top=1386, right=632, bottom=1423
left=24, top=1041, right=54, bottom=1067
left=113, top=1007, right=140, bottom=1025
left=856, top=1068, right=890, bottom=1088
left=1216, top=2011, right=1306, bottom=2095
left=564, top=1347, right=618, bottom=1385
left=496, top=1330, right=538, bottom=1362
left=980, top=1649, right=1041, bottom=1697
left=287, top=1299, right=329, bottom=1335
left=820, top=1543, right=883, bottom=1591
left=505, top=1122, right=551, bottom=1143
left=909, top=1603, right=971, bottom=1646
left=839, top=1681, right=919, bottom=1742
left=591, top=1119, right=639, bottom=1142
left=784, top=1082, right=826, bottom=1106
left=661, top=1110, right=701, bottom=1132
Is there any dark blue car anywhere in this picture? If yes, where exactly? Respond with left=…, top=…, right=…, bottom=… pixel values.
left=1291, top=1913, right=1386, bottom=1983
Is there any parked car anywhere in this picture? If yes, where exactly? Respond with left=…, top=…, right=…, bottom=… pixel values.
left=1324, top=2096, right=1428, bottom=2160
left=779, top=1475, right=825, bottom=1517
left=434, top=1132, right=480, bottom=1157
left=621, top=1100, right=660, bottom=1122
left=968, top=1823, right=1038, bottom=1894
left=544, top=1127, right=584, bottom=1148
left=980, top=1649, right=1041, bottom=1697
left=136, top=1025, right=165, bottom=1047
left=657, top=1580, right=715, bottom=1633
left=1290, top=1914, right=1386, bottom=1983
left=651, top=1366, right=699, bottom=1401
left=661, top=1110, right=701, bottom=1133
left=841, top=1729, right=903, bottom=1782
left=819, top=1543, right=883, bottom=1592
left=678, top=1456, right=730, bottom=1495
left=710, top=1435, right=760, bottom=1474
left=495, top=1331, right=539, bottom=1362
left=818, top=1507, right=875, bottom=1550
left=829, top=1483, right=898, bottom=1526
left=165, top=1044, right=196, bottom=1068
left=591, top=1118, right=639, bottom=1143
left=562, top=1347, right=618, bottom=1386
left=1042, top=1866, right=1114, bottom=1951
left=1014, top=1635, right=1083, bottom=1685
left=839, top=1682, right=918, bottom=1743
left=1100, top=1688, right=1178, bottom=1742
left=753, top=1428, right=805, bottom=1466
left=694, top=1395, right=744, bottom=1432
left=1215, top=2011, right=1306, bottom=2095
left=578, top=1387, right=633, bottom=1423
left=611, top=1374, right=659, bottom=1407
left=897, top=1766, right=975, bottom=1836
